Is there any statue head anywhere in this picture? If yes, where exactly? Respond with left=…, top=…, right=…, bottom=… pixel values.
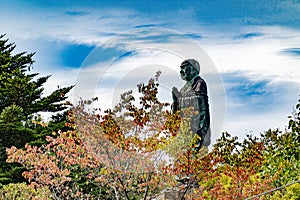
left=180, top=59, right=200, bottom=82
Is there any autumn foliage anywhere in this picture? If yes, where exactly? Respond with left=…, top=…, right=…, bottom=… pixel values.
left=5, top=72, right=300, bottom=199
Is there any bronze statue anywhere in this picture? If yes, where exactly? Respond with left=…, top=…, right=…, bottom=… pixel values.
left=172, top=59, right=210, bottom=150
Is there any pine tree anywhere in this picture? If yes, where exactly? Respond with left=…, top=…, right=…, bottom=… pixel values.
left=0, top=34, right=73, bottom=185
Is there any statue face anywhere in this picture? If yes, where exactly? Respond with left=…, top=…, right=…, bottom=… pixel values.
left=180, top=63, right=196, bottom=82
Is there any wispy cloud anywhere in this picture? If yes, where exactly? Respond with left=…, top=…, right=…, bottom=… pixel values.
left=184, top=33, right=202, bottom=40
left=222, top=72, right=299, bottom=115
left=203, top=26, right=300, bottom=83
left=1, top=0, right=300, bottom=141
left=281, top=47, right=300, bottom=58
left=64, top=10, right=90, bottom=16
left=134, top=24, right=167, bottom=29
left=235, top=32, right=264, bottom=40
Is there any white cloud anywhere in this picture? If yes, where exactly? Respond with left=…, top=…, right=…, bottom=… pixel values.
left=203, top=26, right=300, bottom=82
left=0, top=6, right=153, bottom=46
left=2, top=4, right=300, bottom=142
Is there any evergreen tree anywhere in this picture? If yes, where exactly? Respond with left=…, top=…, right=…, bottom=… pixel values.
left=0, top=34, right=73, bottom=185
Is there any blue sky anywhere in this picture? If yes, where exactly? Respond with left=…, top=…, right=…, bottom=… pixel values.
left=1, top=0, right=300, bottom=143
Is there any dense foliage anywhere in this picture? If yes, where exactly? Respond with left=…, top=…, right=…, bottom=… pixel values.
left=6, top=73, right=300, bottom=199
left=0, top=183, right=52, bottom=200
left=0, top=34, right=73, bottom=185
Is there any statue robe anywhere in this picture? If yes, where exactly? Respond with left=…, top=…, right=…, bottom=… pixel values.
left=172, top=76, right=211, bottom=148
